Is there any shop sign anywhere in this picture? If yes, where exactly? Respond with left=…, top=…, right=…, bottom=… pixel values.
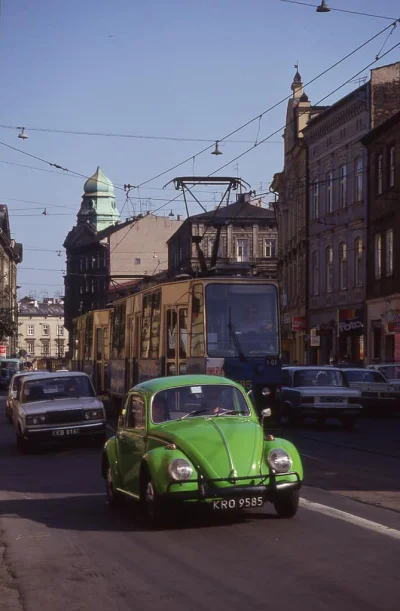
left=0, top=345, right=6, bottom=358
left=387, top=309, right=400, bottom=333
left=338, top=308, right=364, bottom=335
left=283, top=313, right=291, bottom=325
left=292, top=316, right=306, bottom=332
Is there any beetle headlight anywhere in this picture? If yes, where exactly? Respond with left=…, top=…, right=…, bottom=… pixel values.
left=168, top=458, right=193, bottom=481
left=26, top=414, right=46, bottom=425
left=267, top=449, right=292, bottom=473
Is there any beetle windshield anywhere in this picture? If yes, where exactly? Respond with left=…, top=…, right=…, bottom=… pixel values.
left=205, top=283, right=279, bottom=357
left=22, top=375, right=95, bottom=403
left=151, top=384, right=250, bottom=423
left=293, top=369, right=347, bottom=387
left=344, top=370, right=387, bottom=383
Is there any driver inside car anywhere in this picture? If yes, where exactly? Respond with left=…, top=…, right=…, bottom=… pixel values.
left=152, top=396, right=170, bottom=423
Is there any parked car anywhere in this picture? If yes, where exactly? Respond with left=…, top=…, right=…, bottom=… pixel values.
left=0, top=358, right=22, bottom=390
left=101, top=375, right=303, bottom=527
left=339, top=368, right=399, bottom=413
left=5, top=371, right=51, bottom=424
left=281, top=366, right=362, bottom=429
left=368, top=364, right=400, bottom=392
left=12, top=371, right=106, bottom=453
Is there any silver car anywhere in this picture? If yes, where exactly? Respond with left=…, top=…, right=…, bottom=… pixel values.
left=340, top=368, right=399, bottom=413
left=281, top=366, right=362, bottom=430
left=368, top=364, right=400, bottom=392
left=5, top=371, right=50, bottom=424
left=13, top=371, right=106, bottom=453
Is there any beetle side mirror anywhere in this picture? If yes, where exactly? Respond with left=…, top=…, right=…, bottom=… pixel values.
left=261, top=407, right=272, bottom=424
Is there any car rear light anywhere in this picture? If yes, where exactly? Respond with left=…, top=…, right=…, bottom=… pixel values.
left=301, top=397, right=314, bottom=403
left=348, top=397, right=360, bottom=404
left=381, top=393, right=395, bottom=398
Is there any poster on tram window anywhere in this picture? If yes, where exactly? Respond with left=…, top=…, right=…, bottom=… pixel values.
left=206, top=358, right=225, bottom=377
left=110, top=360, right=126, bottom=395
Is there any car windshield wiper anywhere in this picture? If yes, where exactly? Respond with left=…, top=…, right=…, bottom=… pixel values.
left=178, top=408, right=212, bottom=420
left=215, top=409, right=248, bottom=416
left=228, top=307, right=246, bottom=362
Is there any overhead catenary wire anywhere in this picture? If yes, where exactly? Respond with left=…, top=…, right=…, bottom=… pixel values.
left=280, top=0, right=398, bottom=21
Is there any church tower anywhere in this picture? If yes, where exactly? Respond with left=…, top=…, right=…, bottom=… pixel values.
left=77, top=166, right=120, bottom=231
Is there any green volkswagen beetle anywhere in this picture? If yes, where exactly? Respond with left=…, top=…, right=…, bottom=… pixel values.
left=101, top=375, right=303, bottom=526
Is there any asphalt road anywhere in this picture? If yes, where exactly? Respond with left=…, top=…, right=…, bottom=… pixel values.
left=1, top=396, right=399, bottom=611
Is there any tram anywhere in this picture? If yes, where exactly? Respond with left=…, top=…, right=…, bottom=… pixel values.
left=72, top=275, right=281, bottom=415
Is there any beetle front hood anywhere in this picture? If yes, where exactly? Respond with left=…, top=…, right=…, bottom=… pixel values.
left=153, top=417, right=265, bottom=479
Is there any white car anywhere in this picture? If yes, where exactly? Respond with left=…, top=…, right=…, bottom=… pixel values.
left=13, top=371, right=106, bottom=453
left=369, top=364, right=400, bottom=392
left=5, top=371, right=50, bottom=424
left=340, top=368, right=399, bottom=413
left=281, top=366, right=362, bottom=430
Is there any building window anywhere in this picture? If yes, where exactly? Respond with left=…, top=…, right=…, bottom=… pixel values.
left=326, top=246, right=333, bottom=292
left=41, top=324, right=49, bottom=336
left=375, top=234, right=382, bottom=279
left=326, top=172, right=333, bottom=213
left=354, top=238, right=363, bottom=287
left=41, top=341, right=50, bottom=357
left=386, top=229, right=393, bottom=276
left=27, top=324, right=34, bottom=336
left=377, top=153, right=383, bottom=194
left=339, top=165, right=347, bottom=208
left=312, top=250, right=319, bottom=296
left=339, top=242, right=347, bottom=289
left=57, top=325, right=64, bottom=336
left=389, top=145, right=395, bottom=188
left=26, top=341, right=34, bottom=355
left=135, top=258, right=141, bottom=264
left=313, top=181, right=319, bottom=218
left=208, top=238, right=222, bottom=258
left=354, top=156, right=363, bottom=202
left=236, top=239, right=249, bottom=262
left=264, top=238, right=277, bottom=258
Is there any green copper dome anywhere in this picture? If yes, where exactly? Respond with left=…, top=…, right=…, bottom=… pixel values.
left=83, top=166, right=114, bottom=195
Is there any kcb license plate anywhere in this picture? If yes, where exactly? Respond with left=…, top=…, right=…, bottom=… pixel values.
left=212, top=496, right=264, bottom=510
left=52, top=428, right=80, bottom=437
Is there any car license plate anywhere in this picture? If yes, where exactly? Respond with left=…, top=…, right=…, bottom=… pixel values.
left=212, top=496, right=264, bottom=510
left=52, top=428, right=80, bottom=437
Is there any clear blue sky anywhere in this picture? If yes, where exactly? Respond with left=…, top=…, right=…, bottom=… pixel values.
left=0, top=0, right=398, bottom=298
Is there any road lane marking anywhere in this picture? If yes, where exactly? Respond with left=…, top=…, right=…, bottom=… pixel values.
left=301, top=453, right=325, bottom=462
left=300, top=498, right=400, bottom=540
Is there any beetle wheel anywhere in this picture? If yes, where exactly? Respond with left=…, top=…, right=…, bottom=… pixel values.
left=273, top=490, right=300, bottom=519
left=142, top=477, right=164, bottom=529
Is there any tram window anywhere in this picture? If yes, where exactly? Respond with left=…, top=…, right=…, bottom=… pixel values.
left=167, top=310, right=177, bottom=359
left=96, top=328, right=103, bottom=361
left=179, top=309, right=188, bottom=359
left=191, top=284, right=205, bottom=357
left=111, top=304, right=126, bottom=358
left=149, top=291, right=161, bottom=358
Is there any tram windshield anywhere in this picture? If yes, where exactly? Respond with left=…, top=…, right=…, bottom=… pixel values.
left=205, top=283, right=279, bottom=357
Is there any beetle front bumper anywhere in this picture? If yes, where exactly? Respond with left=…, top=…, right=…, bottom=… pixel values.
left=163, top=471, right=302, bottom=503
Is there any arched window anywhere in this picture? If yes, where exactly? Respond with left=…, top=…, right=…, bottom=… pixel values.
left=312, top=250, right=319, bottom=296
left=326, top=246, right=333, bottom=292
left=339, top=242, right=347, bottom=289
left=354, top=156, right=363, bottom=202
left=354, top=237, right=363, bottom=287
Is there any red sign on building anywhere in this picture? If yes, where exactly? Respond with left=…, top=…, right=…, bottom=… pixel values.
left=0, top=345, right=6, bottom=358
left=292, top=316, right=306, bottom=332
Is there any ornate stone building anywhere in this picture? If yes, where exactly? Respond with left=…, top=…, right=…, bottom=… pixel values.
left=167, top=195, right=278, bottom=278
left=270, top=70, right=326, bottom=364
left=0, top=205, right=23, bottom=356
left=362, top=109, right=400, bottom=362
left=303, top=62, right=400, bottom=365
left=18, top=297, right=68, bottom=360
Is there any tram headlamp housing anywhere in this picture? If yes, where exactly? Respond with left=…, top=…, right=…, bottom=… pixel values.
left=168, top=459, right=193, bottom=481
left=261, top=387, right=271, bottom=397
left=267, top=449, right=292, bottom=473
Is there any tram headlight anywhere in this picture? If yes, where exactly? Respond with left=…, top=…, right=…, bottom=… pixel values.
left=267, top=449, right=292, bottom=473
left=168, top=459, right=193, bottom=481
left=261, top=387, right=271, bottom=397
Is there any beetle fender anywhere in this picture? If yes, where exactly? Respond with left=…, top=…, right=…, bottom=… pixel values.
left=141, top=446, right=198, bottom=495
left=102, top=436, right=122, bottom=489
left=263, top=437, right=303, bottom=482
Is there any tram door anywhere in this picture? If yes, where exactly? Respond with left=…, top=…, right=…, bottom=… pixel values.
left=164, top=306, right=188, bottom=376
left=127, top=313, right=141, bottom=388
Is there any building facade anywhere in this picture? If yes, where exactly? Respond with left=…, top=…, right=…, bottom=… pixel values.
left=18, top=297, right=68, bottom=360
left=270, top=70, right=326, bottom=364
left=303, top=62, right=400, bottom=365
left=363, top=110, right=400, bottom=362
left=167, top=196, right=278, bottom=278
left=0, top=205, right=23, bottom=357
left=64, top=167, right=183, bottom=347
